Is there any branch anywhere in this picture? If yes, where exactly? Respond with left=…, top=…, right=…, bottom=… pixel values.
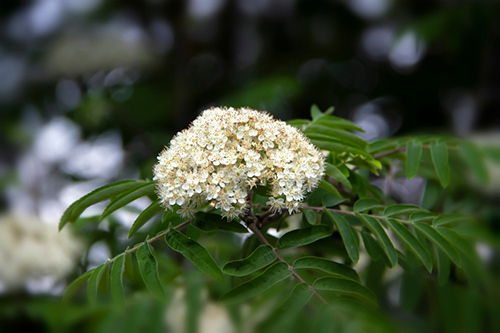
left=257, top=211, right=285, bottom=229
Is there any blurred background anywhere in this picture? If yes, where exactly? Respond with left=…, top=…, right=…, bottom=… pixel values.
left=0, top=0, right=499, bottom=332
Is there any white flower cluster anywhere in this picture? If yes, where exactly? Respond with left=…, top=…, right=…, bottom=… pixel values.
left=153, top=107, right=325, bottom=219
left=0, top=214, right=83, bottom=290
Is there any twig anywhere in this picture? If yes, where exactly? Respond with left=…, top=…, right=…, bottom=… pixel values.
left=259, top=211, right=285, bottom=228
left=105, top=218, right=193, bottom=264
left=255, top=209, right=274, bottom=221
left=302, top=206, right=410, bottom=224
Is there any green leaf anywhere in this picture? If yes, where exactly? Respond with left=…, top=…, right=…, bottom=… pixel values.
left=310, top=104, right=323, bottom=120
left=325, top=211, right=359, bottom=263
left=124, top=250, right=137, bottom=282
left=60, top=180, right=146, bottom=230
left=367, top=139, right=399, bottom=154
left=409, top=211, right=437, bottom=222
left=353, top=199, right=383, bottom=213
left=287, top=119, right=310, bottom=129
left=110, top=253, right=126, bottom=306
left=276, top=225, right=332, bottom=250
left=325, top=163, right=352, bottom=189
left=165, top=228, right=223, bottom=281
left=324, top=106, right=335, bottom=115
left=318, top=179, right=341, bottom=198
left=87, top=262, right=109, bottom=306
left=310, top=139, right=373, bottom=160
left=436, top=248, right=450, bottom=286
left=406, top=141, right=422, bottom=179
left=322, top=194, right=347, bottom=208
left=223, top=245, right=277, bottom=277
left=351, top=173, right=385, bottom=200
left=385, top=218, right=433, bottom=273
left=383, top=204, right=423, bottom=217
left=432, top=213, right=470, bottom=227
left=63, top=270, right=93, bottom=302
left=332, top=299, right=396, bottom=332
left=303, top=208, right=317, bottom=225
left=314, top=115, right=365, bottom=132
left=305, top=125, right=368, bottom=149
left=136, top=240, right=167, bottom=302
left=101, top=182, right=156, bottom=220
left=421, top=181, right=443, bottom=210
left=400, top=270, right=423, bottom=309
left=413, top=223, right=461, bottom=267
left=459, top=141, right=489, bottom=185
left=360, top=230, right=382, bottom=261
left=357, top=214, right=398, bottom=267
left=219, top=262, right=292, bottom=304
left=192, top=212, right=248, bottom=233
left=313, top=277, right=377, bottom=307
left=262, top=283, right=314, bottom=332
left=293, top=256, right=360, bottom=282
left=128, top=200, right=162, bottom=238
left=430, top=141, right=450, bottom=188
left=436, top=228, right=479, bottom=264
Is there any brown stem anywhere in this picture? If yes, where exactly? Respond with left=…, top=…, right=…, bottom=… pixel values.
left=246, top=188, right=257, bottom=222
left=256, top=209, right=274, bottom=221
left=259, top=212, right=285, bottom=229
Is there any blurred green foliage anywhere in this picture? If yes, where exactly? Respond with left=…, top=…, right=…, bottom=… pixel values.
left=0, top=1, right=499, bottom=332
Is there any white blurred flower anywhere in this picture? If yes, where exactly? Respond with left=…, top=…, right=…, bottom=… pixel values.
left=153, top=107, right=325, bottom=219
left=0, top=214, right=83, bottom=291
